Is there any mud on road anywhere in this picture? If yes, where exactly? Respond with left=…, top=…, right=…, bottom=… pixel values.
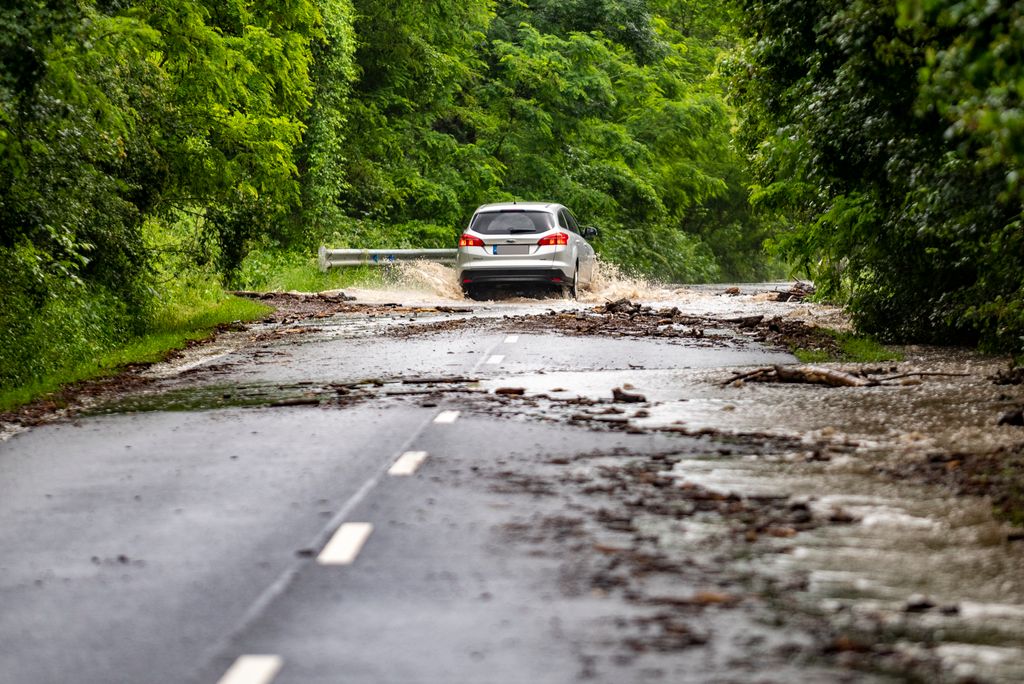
left=308, top=287, right=1024, bottom=682
left=5, top=281, right=1024, bottom=682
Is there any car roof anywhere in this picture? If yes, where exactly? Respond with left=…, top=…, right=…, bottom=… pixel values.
left=473, top=202, right=562, bottom=213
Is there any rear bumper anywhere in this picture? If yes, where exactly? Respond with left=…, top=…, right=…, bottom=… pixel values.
left=457, top=248, right=574, bottom=286
left=458, top=268, right=569, bottom=285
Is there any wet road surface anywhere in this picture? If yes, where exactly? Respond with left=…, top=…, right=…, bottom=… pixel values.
left=2, top=283, right=1024, bottom=683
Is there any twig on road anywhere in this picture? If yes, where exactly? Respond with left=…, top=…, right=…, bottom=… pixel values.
left=401, top=376, right=479, bottom=385
left=724, top=366, right=971, bottom=388
left=721, top=368, right=773, bottom=386
left=875, top=371, right=970, bottom=382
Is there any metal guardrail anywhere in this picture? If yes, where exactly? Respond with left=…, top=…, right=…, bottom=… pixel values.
left=318, top=246, right=458, bottom=271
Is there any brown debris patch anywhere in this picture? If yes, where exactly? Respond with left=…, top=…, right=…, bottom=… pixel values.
left=624, top=613, right=710, bottom=651
left=881, top=444, right=1024, bottom=528
left=991, top=365, right=1024, bottom=386
left=383, top=298, right=854, bottom=363
left=490, top=472, right=557, bottom=498
left=234, top=291, right=474, bottom=327
left=755, top=317, right=841, bottom=357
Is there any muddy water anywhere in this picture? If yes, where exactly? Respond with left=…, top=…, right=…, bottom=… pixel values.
left=342, top=261, right=854, bottom=334
left=474, top=340, right=1024, bottom=680
left=689, top=353, right=1024, bottom=682
left=673, top=442, right=1024, bottom=679
left=426, top=279, right=1022, bottom=682
left=471, top=370, right=1024, bottom=680
left=338, top=259, right=679, bottom=307
left=194, top=272, right=1024, bottom=681
left=35, top=263, right=1024, bottom=681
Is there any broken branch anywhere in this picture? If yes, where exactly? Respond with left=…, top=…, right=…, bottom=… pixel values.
left=875, top=371, right=970, bottom=382
left=774, top=365, right=874, bottom=387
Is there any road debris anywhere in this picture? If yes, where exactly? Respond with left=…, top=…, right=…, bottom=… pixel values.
left=6, top=282, right=1024, bottom=683
left=882, top=444, right=1024, bottom=530
left=771, top=281, right=815, bottom=302
left=998, top=408, right=1024, bottom=426
left=401, top=376, right=478, bottom=385
left=611, top=387, right=647, bottom=403
left=723, top=365, right=968, bottom=388
left=991, top=365, right=1024, bottom=385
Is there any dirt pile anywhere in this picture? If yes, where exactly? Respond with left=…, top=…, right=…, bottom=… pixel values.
left=503, top=299, right=847, bottom=357
left=382, top=297, right=843, bottom=354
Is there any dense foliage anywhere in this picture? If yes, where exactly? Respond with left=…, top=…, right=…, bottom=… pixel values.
left=2, top=0, right=768, bottom=393
left=330, top=0, right=766, bottom=282
left=0, top=0, right=340, bottom=390
left=7, top=0, right=1024, bottom=398
left=730, top=0, right=1024, bottom=353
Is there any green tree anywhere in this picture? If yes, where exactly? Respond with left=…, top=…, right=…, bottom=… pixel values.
left=479, top=3, right=744, bottom=281
left=0, top=0, right=330, bottom=388
left=337, top=0, right=499, bottom=233
left=730, top=0, right=1024, bottom=351
left=296, top=0, right=357, bottom=241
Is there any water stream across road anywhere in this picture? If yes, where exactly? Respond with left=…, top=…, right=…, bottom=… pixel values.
left=353, top=264, right=1024, bottom=681
left=468, top=352, right=1024, bottom=682
left=3, top=265, right=1024, bottom=683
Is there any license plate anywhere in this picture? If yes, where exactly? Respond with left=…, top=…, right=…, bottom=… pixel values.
left=493, top=245, right=531, bottom=255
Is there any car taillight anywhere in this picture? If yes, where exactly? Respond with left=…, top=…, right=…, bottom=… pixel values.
left=538, top=232, right=569, bottom=246
left=459, top=234, right=485, bottom=248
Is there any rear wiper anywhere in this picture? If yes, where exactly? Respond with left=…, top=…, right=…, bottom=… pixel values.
left=509, top=228, right=539, bottom=233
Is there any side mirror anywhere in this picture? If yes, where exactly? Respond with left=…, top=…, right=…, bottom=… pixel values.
left=582, top=226, right=599, bottom=239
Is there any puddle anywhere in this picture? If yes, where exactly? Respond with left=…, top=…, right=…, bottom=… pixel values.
left=141, top=341, right=243, bottom=379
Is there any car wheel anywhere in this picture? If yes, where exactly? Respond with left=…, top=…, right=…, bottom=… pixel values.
left=563, top=264, right=579, bottom=300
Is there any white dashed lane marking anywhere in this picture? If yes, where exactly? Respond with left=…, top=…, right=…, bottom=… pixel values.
left=434, top=410, right=461, bottom=424
left=504, top=335, right=519, bottom=344
left=216, top=655, right=283, bottom=684
left=486, top=355, right=505, bottom=365
left=388, top=451, right=429, bottom=476
left=318, top=523, right=373, bottom=566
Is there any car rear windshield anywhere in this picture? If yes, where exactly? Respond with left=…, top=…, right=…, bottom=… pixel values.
left=470, top=210, right=553, bottom=235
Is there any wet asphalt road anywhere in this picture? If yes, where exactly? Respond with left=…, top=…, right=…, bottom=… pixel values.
left=0, top=299, right=820, bottom=684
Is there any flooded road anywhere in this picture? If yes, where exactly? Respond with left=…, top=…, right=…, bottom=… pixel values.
left=2, top=264, right=1023, bottom=683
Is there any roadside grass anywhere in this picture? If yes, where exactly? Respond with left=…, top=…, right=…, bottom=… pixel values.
left=0, top=247, right=387, bottom=415
left=839, top=335, right=902, bottom=362
left=0, top=293, right=270, bottom=413
left=233, top=249, right=385, bottom=292
left=793, top=348, right=832, bottom=364
left=794, top=331, right=903, bottom=364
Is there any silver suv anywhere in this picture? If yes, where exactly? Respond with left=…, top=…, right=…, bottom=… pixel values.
left=456, top=202, right=598, bottom=298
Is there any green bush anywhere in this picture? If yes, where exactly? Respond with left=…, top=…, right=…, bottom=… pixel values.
left=232, top=246, right=385, bottom=293
left=0, top=270, right=269, bottom=409
left=0, top=281, right=129, bottom=392
left=730, top=0, right=1024, bottom=353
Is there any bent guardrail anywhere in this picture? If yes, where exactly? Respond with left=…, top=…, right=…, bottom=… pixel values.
left=318, top=247, right=458, bottom=271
